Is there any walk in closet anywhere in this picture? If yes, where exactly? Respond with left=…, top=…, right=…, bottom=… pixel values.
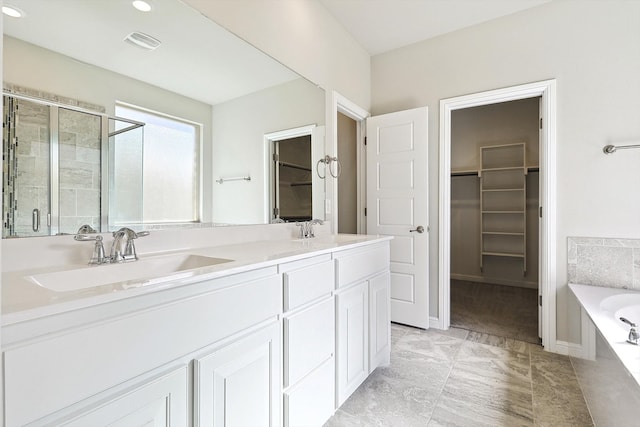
left=450, top=97, right=541, bottom=343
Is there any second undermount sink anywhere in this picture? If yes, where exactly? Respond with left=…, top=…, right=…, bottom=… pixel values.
left=28, top=254, right=233, bottom=292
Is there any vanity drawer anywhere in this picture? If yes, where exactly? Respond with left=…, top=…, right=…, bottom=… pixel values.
left=3, top=272, right=281, bottom=426
left=282, top=255, right=334, bottom=311
left=335, top=243, right=390, bottom=288
left=283, top=296, right=334, bottom=387
left=284, top=357, right=335, bottom=427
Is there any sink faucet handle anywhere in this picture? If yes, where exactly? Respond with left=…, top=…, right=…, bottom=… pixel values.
left=620, top=317, right=637, bottom=327
left=295, top=222, right=307, bottom=239
left=74, top=234, right=107, bottom=265
left=113, top=227, right=144, bottom=238
left=307, top=218, right=324, bottom=238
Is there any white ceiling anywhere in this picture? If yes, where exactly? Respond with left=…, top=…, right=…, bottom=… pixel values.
left=3, top=0, right=299, bottom=106
left=319, top=0, right=551, bottom=55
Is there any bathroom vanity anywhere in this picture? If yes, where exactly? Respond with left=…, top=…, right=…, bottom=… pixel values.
left=1, top=233, right=391, bottom=426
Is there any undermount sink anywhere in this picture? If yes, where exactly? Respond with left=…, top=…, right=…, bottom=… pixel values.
left=28, top=254, right=233, bottom=292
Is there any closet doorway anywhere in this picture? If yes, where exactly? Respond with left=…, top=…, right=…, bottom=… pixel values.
left=439, top=80, right=557, bottom=350
left=450, top=98, right=540, bottom=344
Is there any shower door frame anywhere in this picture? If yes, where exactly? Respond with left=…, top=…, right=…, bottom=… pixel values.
left=3, top=91, right=144, bottom=236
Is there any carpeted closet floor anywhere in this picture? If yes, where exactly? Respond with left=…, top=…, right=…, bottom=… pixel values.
left=450, top=279, right=540, bottom=344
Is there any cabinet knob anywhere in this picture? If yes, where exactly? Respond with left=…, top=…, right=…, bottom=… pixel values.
left=410, top=225, right=425, bottom=234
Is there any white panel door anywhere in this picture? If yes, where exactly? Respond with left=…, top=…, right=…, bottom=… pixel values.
left=367, top=107, right=429, bottom=329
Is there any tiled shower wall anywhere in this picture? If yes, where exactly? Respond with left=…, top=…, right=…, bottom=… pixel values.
left=567, top=237, right=640, bottom=289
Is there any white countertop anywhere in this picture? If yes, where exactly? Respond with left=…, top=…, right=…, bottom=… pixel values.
left=2, top=234, right=391, bottom=326
left=569, top=283, right=640, bottom=385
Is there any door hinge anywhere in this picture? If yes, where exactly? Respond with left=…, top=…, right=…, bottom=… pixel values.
left=539, top=118, right=543, bottom=129
left=272, top=153, right=279, bottom=162
left=539, top=206, right=543, bottom=218
left=539, top=295, right=542, bottom=306
left=364, top=207, right=367, bottom=216
left=273, top=207, right=279, bottom=216
left=364, top=136, right=367, bottom=146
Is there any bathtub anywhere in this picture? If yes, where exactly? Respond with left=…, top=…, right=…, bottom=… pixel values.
left=570, top=283, right=640, bottom=425
left=570, top=283, right=640, bottom=384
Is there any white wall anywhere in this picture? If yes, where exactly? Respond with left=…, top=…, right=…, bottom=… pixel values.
left=3, top=36, right=216, bottom=221
left=211, top=78, right=325, bottom=224
left=183, top=0, right=370, bottom=110
left=371, top=0, right=640, bottom=343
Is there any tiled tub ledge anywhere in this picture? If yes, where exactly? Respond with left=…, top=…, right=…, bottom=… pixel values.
left=567, top=236, right=640, bottom=289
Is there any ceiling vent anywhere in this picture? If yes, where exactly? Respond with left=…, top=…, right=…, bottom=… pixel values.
left=124, top=31, right=161, bottom=51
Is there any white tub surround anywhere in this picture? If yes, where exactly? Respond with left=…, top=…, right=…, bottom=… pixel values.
left=2, top=230, right=391, bottom=426
left=570, top=283, right=640, bottom=385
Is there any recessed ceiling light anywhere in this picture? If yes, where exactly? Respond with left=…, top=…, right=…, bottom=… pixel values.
left=132, top=1, right=152, bottom=12
left=2, top=5, right=24, bottom=18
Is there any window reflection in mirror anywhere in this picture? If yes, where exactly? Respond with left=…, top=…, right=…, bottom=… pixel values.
left=113, top=103, right=201, bottom=225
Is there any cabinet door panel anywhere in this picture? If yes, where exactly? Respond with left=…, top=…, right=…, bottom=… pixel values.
left=284, top=297, right=334, bottom=387
left=369, top=271, right=391, bottom=372
left=61, top=367, right=188, bottom=427
left=336, top=281, right=369, bottom=406
left=194, top=323, right=281, bottom=427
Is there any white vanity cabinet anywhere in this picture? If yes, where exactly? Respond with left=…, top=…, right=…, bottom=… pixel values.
left=2, top=267, right=282, bottom=426
left=280, top=254, right=336, bottom=427
left=2, top=236, right=391, bottom=427
left=334, top=243, right=391, bottom=406
left=194, top=322, right=281, bottom=427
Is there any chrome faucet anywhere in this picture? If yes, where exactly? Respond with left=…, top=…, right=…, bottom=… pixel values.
left=110, top=227, right=149, bottom=263
left=620, top=317, right=639, bottom=345
left=295, top=219, right=324, bottom=239
left=75, top=227, right=149, bottom=265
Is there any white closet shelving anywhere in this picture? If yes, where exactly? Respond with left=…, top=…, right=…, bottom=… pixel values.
left=479, top=143, right=527, bottom=274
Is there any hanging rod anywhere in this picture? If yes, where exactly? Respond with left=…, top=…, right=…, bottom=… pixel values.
left=216, top=176, right=251, bottom=184
left=603, top=143, right=640, bottom=154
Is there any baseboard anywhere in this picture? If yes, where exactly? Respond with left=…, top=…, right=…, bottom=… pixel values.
left=429, top=316, right=443, bottom=330
left=450, top=273, right=538, bottom=289
left=554, top=340, right=586, bottom=358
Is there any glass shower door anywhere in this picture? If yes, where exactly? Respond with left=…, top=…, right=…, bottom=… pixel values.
left=2, top=96, right=52, bottom=237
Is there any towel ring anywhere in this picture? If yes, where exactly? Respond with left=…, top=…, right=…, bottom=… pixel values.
left=316, top=155, right=341, bottom=179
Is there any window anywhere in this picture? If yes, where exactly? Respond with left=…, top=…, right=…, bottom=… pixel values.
left=115, top=103, right=201, bottom=223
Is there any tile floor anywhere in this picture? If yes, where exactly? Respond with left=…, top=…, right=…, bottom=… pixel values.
left=325, top=325, right=594, bottom=426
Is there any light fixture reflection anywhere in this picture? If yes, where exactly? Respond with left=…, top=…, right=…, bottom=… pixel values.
left=132, top=1, right=152, bottom=12
left=2, top=5, right=24, bottom=18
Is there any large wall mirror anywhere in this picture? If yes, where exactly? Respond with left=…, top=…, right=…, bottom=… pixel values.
left=2, top=0, right=326, bottom=238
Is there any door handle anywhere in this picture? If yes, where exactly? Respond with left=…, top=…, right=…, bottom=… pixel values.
left=410, top=225, right=425, bottom=233
left=32, top=208, right=40, bottom=232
